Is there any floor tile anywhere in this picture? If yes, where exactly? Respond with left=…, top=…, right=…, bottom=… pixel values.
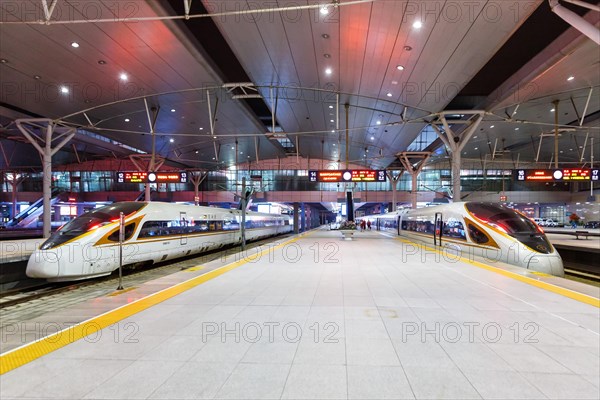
left=347, top=365, right=414, bottom=399
left=215, top=363, right=291, bottom=399
left=281, top=364, right=347, bottom=399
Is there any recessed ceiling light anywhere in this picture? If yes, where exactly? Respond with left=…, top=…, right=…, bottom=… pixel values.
left=330, top=119, right=334, bottom=122
left=370, top=136, right=375, bottom=140
left=169, top=138, right=174, bottom=143
left=490, top=125, right=495, bottom=128
left=71, top=42, right=80, bottom=48
left=170, top=109, right=176, bottom=112
left=569, top=148, right=573, bottom=151
left=331, top=130, right=335, bottom=133
left=474, top=147, right=478, bottom=150
left=60, top=86, right=69, bottom=94
left=97, top=60, right=107, bottom=65
left=376, top=120, right=381, bottom=125
left=328, top=105, right=333, bottom=109
left=473, top=136, right=478, bottom=139
left=199, top=127, right=203, bottom=130
left=391, top=80, right=398, bottom=85
left=240, top=151, right=243, bottom=154
left=0, top=59, right=7, bottom=63
left=550, top=108, right=555, bottom=112
left=247, top=155, right=250, bottom=158
left=124, top=118, right=130, bottom=122
left=320, top=6, right=329, bottom=15
left=33, top=75, right=41, bottom=80
left=321, top=33, right=330, bottom=39
left=195, top=150, right=199, bottom=154
left=386, top=92, right=393, bottom=97
left=325, top=68, right=332, bottom=75
left=212, top=157, right=215, bottom=160
left=560, top=150, right=563, bottom=153
left=119, top=73, right=128, bottom=81
left=412, top=21, right=422, bottom=29
left=213, top=136, right=217, bottom=139
left=403, top=46, right=412, bottom=51
left=333, top=143, right=336, bottom=146
left=396, top=65, right=405, bottom=71
left=567, top=76, right=575, bottom=81
left=231, top=146, right=235, bottom=150
left=515, top=127, right=519, bottom=130
left=324, top=53, right=331, bottom=58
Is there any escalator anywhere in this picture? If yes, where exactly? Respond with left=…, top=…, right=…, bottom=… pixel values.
left=5, top=188, right=63, bottom=228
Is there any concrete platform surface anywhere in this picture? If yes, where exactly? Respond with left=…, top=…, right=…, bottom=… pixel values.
left=1, top=229, right=599, bottom=400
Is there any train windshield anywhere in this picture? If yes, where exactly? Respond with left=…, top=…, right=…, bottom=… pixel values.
left=40, top=202, right=145, bottom=250
left=465, top=203, right=552, bottom=253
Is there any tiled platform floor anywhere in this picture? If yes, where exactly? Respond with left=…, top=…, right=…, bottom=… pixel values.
left=1, top=229, right=599, bottom=399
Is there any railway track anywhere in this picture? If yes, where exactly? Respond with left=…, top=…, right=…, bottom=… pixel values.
left=0, top=233, right=293, bottom=310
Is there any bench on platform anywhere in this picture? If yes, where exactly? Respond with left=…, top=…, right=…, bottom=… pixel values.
left=575, top=230, right=590, bottom=239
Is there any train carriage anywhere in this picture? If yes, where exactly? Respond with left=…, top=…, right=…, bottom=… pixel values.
left=27, top=202, right=293, bottom=282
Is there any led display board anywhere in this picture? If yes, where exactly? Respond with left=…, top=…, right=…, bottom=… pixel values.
left=309, top=170, right=387, bottom=182
left=117, top=171, right=188, bottom=184
left=514, top=169, right=599, bottom=182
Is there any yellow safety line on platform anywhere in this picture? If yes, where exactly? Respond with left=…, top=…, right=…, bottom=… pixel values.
left=0, top=232, right=310, bottom=375
left=397, top=237, right=600, bottom=308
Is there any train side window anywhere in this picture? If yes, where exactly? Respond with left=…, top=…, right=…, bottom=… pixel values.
left=108, top=223, right=136, bottom=241
left=468, top=224, right=489, bottom=244
left=442, top=220, right=466, bottom=240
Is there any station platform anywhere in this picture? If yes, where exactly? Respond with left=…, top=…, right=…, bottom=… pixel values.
left=1, top=229, right=599, bottom=399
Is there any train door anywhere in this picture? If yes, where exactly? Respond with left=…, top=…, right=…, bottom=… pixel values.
left=434, top=212, right=443, bottom=246
left=180, top=212, right=188, bottom=245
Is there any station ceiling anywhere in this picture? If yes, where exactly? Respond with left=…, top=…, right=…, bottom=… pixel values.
left=0, top=0, right=598, bottom=172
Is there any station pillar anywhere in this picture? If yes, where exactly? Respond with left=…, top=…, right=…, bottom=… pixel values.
left=293, top=203, right=299, bottom=234
left=346, top=191, right=354, bottom=221
left=16, top=119, right=75, bottom=238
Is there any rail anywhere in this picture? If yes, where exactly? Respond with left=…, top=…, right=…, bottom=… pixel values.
left=544, top=229, right=600, bottom=239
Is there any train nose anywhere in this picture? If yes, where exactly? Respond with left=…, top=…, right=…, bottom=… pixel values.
left=26, top=249, right=60, bottom=279
left=527, top=254, right=564, bottom=277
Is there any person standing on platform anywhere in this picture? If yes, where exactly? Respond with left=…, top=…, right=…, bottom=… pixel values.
left=367, top=220, right=371, bottom=230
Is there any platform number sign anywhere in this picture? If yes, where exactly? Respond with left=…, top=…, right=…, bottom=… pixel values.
left=309, top=171, right=318, bottom=182
left=517, top=170, right=525, bottom=181
left=593, top=169, right=599, bottom=181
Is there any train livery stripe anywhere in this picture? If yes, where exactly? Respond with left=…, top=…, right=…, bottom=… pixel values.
left=396, top=237, right=600, bottom=308
left=0, top=232, right=308, bottom=375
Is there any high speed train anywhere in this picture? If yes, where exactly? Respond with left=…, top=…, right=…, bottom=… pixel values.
left=362, top=202, right=564, bottom=277
left=27, top=202, right=293, bottom=282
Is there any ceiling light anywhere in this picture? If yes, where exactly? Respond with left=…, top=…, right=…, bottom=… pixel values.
left=386, top=92, right=393, bottom=97
left=330, top=119, right=334, bottom=122
left=169, top=138, right=174, bottom=143
left=60, top=86, right=69, bottom=94
left=240, top=151, right=243, bottom=154
left=515, top=127, right=519, bottom=130
left=325, top=67, right=332, bottom=75
left=124, top=118, right=130, bottom=122
left=567, top=76, right=574, bottom=81
left=321, top=33, right=330, bottom=39
left=412, top=21, right=422, bottom=29
left=396, top=65, right=405, bottom=71
left=199, top=127, right=203, bottom=130
left=490, top=125, right=495, bottom=128
left=247, top=156, right=250, bottom=158
left=370, top=136, right=375, bottom=140
left=195, top=151, right=199, bottom=154
left=403, top=46, right=412, bottom=51
left=71, top=42, right=80, bottom=48
left=119, top=73, right=128, bottom=81
left=98, top=60, right=107, bottom=65
left=0, top=59, right=7, bottom=63
left=329, top=105, right=334, bottom=109
left=474, top=147, right=478, bottom=150
left=170, top=109, right=176, bottom=112
left=550, top=108, right=555, bottom=112
left=376, top=120, right=381, bottom=125
left=324, top=53, right=331, bottom=58
left=212, top=157, right=215, bottom=160
left=333, top=143, right=336, bottom=146
left=331, top=130, right=335, bottom=133
left=320, top=6, right=329, bottom=15
left=213, top=136, right=217, bottom=139
left=473, top=136, right=478, bottom=139
left=34, top=75, right=41, bottom=80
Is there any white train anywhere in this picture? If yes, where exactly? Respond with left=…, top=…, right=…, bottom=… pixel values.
left=27, top=202, right=293, bottom=282
left=362, top=202, right=564, bottom=277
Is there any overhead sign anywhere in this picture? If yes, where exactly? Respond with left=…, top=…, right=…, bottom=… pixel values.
left=514, top=169, right=599, bottom=182
left=309, top=170, right=387, bottom=182
left=117, top=171, right=188, bottom=184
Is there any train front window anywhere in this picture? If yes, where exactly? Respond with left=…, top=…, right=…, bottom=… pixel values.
left=40, top=202, right=145, bottom=249
left=466, top=203, right=551, bottom=253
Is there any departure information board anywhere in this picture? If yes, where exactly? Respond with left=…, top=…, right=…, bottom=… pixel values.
left=117, top=171, right=188, bottom=184
left=309, top=170, right=387, bottom=182
left=514, top=169, right=599, bottom=182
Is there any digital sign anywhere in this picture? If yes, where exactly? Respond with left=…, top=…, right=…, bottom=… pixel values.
left=514, top=169, right=599, bottom=182
left=117, top=171, right=188, bottom=184
left=309, top=170, right=386, bottom=183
